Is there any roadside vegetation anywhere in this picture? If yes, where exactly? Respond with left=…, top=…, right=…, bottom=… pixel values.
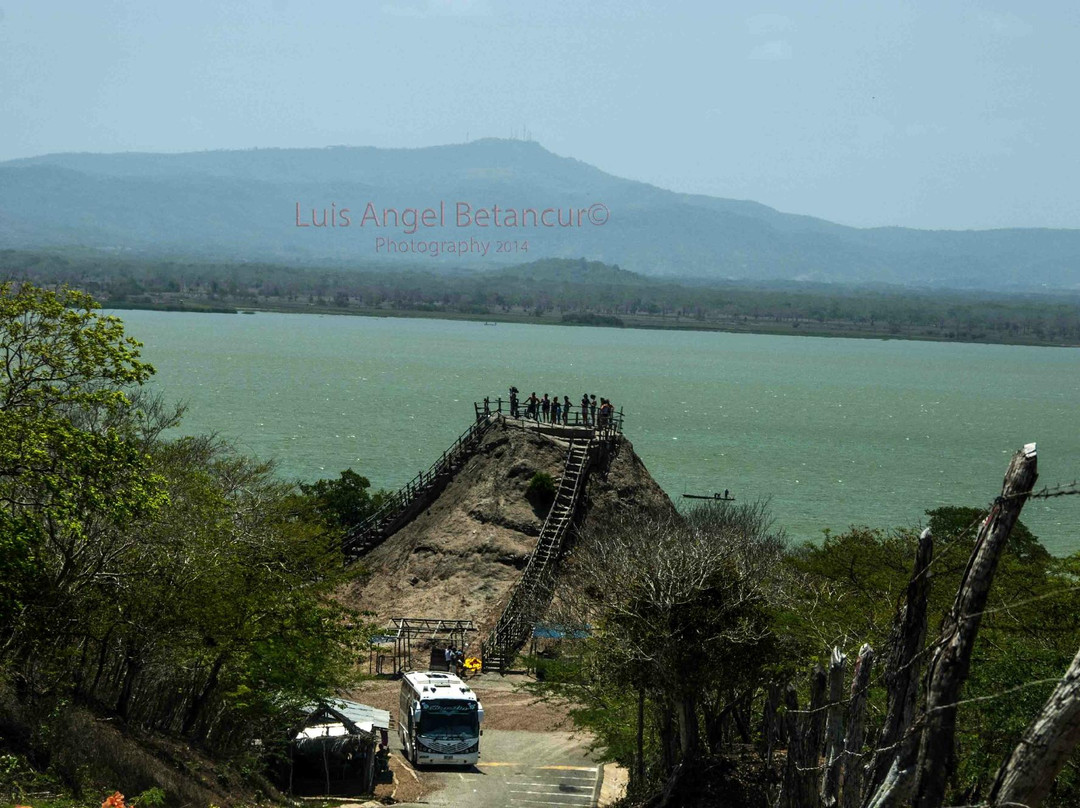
left=534, top=498, right=1080, bottom=807
left=6, top=250, right=1080, bottom=346
left=0, top=284, right=370, bottom=807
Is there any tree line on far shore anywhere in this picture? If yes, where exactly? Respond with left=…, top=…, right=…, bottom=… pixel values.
left=6, top=250, right=1080, bottom=345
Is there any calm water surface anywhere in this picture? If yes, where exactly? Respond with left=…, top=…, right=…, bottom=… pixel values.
left=112, top=310, right=1080, bottom=554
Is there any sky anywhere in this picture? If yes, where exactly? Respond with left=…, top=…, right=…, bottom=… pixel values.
left=2, top=0, right=1079, bottom=231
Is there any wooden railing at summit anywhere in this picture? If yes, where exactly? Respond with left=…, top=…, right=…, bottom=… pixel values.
left=474, top=396, right=624, bottom=435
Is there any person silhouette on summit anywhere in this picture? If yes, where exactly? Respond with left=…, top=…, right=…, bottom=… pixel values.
left=541, top=393, right=551, bottom=422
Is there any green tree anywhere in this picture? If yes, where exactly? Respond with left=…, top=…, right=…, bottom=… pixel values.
left=0, top=282, right=162, bottom=643
left=0, top=285, right=364, bottom=801
left=79, top=436, right=363, bottom=751
left=298, top=467, right=386, bottom=530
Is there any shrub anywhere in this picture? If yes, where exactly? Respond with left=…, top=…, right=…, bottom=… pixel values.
left=525, top=471, right=556, bottom=505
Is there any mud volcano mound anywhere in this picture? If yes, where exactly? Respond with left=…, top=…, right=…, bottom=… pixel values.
left=343, top=419, right=675, bottom=637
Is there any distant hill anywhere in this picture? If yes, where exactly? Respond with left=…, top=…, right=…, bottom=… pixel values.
left=1, top=139, right=1078, bottom=291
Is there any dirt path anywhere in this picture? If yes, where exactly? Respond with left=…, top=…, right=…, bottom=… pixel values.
left=352, top=674, right=586, bottom=804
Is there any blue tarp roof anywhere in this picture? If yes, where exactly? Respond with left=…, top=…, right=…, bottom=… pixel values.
left=532, top=624, right=591, bottom=639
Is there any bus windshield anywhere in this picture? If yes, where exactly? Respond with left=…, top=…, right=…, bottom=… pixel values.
left=418, top=699, right=478, bottom=738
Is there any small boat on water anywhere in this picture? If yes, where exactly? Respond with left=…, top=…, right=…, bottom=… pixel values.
left=682, top=491, right=735, bottom=501
left=483, top=321, right=498, bottom=326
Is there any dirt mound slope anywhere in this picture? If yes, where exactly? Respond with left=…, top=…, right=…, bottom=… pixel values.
left=344, top=420, right=675, bottom=643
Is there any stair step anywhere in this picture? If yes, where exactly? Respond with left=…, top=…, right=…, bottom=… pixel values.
left=484, top=432, right=599, bottom=657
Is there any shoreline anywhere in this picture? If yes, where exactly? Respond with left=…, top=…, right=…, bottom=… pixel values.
left=105, top=300, right=1080, bottom=349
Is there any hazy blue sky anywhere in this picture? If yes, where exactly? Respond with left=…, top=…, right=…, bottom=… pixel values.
left=2, top=1, right=1078, bottom=230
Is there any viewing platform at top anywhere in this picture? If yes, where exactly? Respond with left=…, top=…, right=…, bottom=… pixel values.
left=473, top=396, right=624, bottom=441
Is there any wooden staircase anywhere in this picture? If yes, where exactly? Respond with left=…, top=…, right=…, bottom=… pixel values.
left=483, top=436, right=597, bottom=672
left=343, top=415, right=497, bottom=560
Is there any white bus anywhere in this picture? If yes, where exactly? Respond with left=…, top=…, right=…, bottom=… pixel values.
left=398, top=671, right=483, bottom=766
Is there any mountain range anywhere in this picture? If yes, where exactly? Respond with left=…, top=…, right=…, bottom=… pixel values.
left=1, top=139, right=1078, bottom=291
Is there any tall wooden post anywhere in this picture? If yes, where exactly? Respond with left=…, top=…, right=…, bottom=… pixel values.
left=911, top=443, right=1038, bottom=808
left=841, top=644, right=874, bottom=808
left=795, top=665, right=827, bottom=808
left=763, top=683, right=781, bottom=766
left=822, top=647, right=848, bottom=806
left=862, top=528, right=933, bottom=802
left=781, top=683, right=801, bottom=808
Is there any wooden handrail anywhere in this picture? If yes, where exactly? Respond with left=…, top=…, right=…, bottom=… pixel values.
left=477, top=397, right=624, bottom=433
left=342, top=414, right=497, bottom=557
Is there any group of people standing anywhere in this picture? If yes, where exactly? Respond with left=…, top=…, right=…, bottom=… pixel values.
left=507, top=387, right=618, bottom=428
left=443, top=644, right=464, bottom=674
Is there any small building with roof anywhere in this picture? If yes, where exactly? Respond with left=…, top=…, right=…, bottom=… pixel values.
left=288, top=698, right=391, bottom=796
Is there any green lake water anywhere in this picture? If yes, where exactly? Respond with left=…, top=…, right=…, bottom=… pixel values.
left=111, top=310, right=1080, bottom=554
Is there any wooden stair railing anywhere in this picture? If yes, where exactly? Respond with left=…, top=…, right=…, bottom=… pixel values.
left=342, top=414, right=497, bottom=560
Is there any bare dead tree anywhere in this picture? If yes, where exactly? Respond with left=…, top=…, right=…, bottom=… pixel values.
left=556, top=500, right=790, bottom=769
left=851, top=445, right=1038, bottom=808
left=776, top=442, right=1080, bottom=808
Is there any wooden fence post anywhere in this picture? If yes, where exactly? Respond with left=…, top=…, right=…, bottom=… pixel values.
left=860, top=527, right=932, bottom=807
left=781, top=683, right=801, bottom=808
left=841, top=644, right=874, bottom=808
left=764, top=682, right=781, bottom=766
left=911, top=443, right=1038, bottom=808
left=822, top=647, right=848, bottom=806
left=797, top=665, right=827, bottom=808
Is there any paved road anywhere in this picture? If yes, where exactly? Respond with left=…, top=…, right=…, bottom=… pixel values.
left=396, top=730, right=601, bottom=808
